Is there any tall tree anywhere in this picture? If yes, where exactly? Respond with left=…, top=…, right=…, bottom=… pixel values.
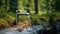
left=5, top=0, right=7, bottom=9
left=54, top=0, right=60, bottom=12
left=10, top=0, right=18, bottom=12
left=27, top=0, right=30, bottom=13
left=0, top=0, right=1, bottom=7
left=49, top=0, right=58, bottom=34
left=46, top=0, right=50, bottom=11
left=34, top=0, right=38, bottom=14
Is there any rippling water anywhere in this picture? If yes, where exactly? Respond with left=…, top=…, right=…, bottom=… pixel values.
left=0, top=25, right=47, bottom=34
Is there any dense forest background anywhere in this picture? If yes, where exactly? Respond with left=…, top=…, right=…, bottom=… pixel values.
left=0, top=0, right=60, bottom=29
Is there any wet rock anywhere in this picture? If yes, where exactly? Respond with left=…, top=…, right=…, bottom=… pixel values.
left=17, top=28, right=23, bottom=32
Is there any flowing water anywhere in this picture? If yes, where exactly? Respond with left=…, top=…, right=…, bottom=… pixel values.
left=0, top=25, right=46, bottom=34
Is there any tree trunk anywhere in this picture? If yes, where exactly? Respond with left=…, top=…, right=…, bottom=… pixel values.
left=0, top=0, right=1, bottom=7
left=10, top=0, right=18, bottom=12
left=34, top=0, right=38, bottom=14
left=5, top=0, right=7, bottom=9
left=27, top=0, right=30, bottom=13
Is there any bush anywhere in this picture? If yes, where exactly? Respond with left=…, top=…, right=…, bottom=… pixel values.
left=30, top=14, right=49, bottom=26
left=4, top=15, right=16, bottom=24
left=0, top=19, right=9, bottom=29
left=19, top=15, right=29, bottom=22
left=31, top=14, right=42, bottom=25
left=17, top=20, right=30, bottom=28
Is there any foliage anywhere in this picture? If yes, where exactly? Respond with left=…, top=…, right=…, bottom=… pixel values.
left=0, top=19, right=9, bottom=28
left=0, top=11, right=15, bottom=24
left=4, top=15, right=15, bottom=24
left=0, top=0, right=60, bottom=29
left=18, top=20, right=30, bottom=28
left=0, top=11, right=15, bottom=29
left=31, top=14, right=49, bottom=25
left=52, top=12, right=60, bottom=21
left=19, top=15, right=29, bottom=22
